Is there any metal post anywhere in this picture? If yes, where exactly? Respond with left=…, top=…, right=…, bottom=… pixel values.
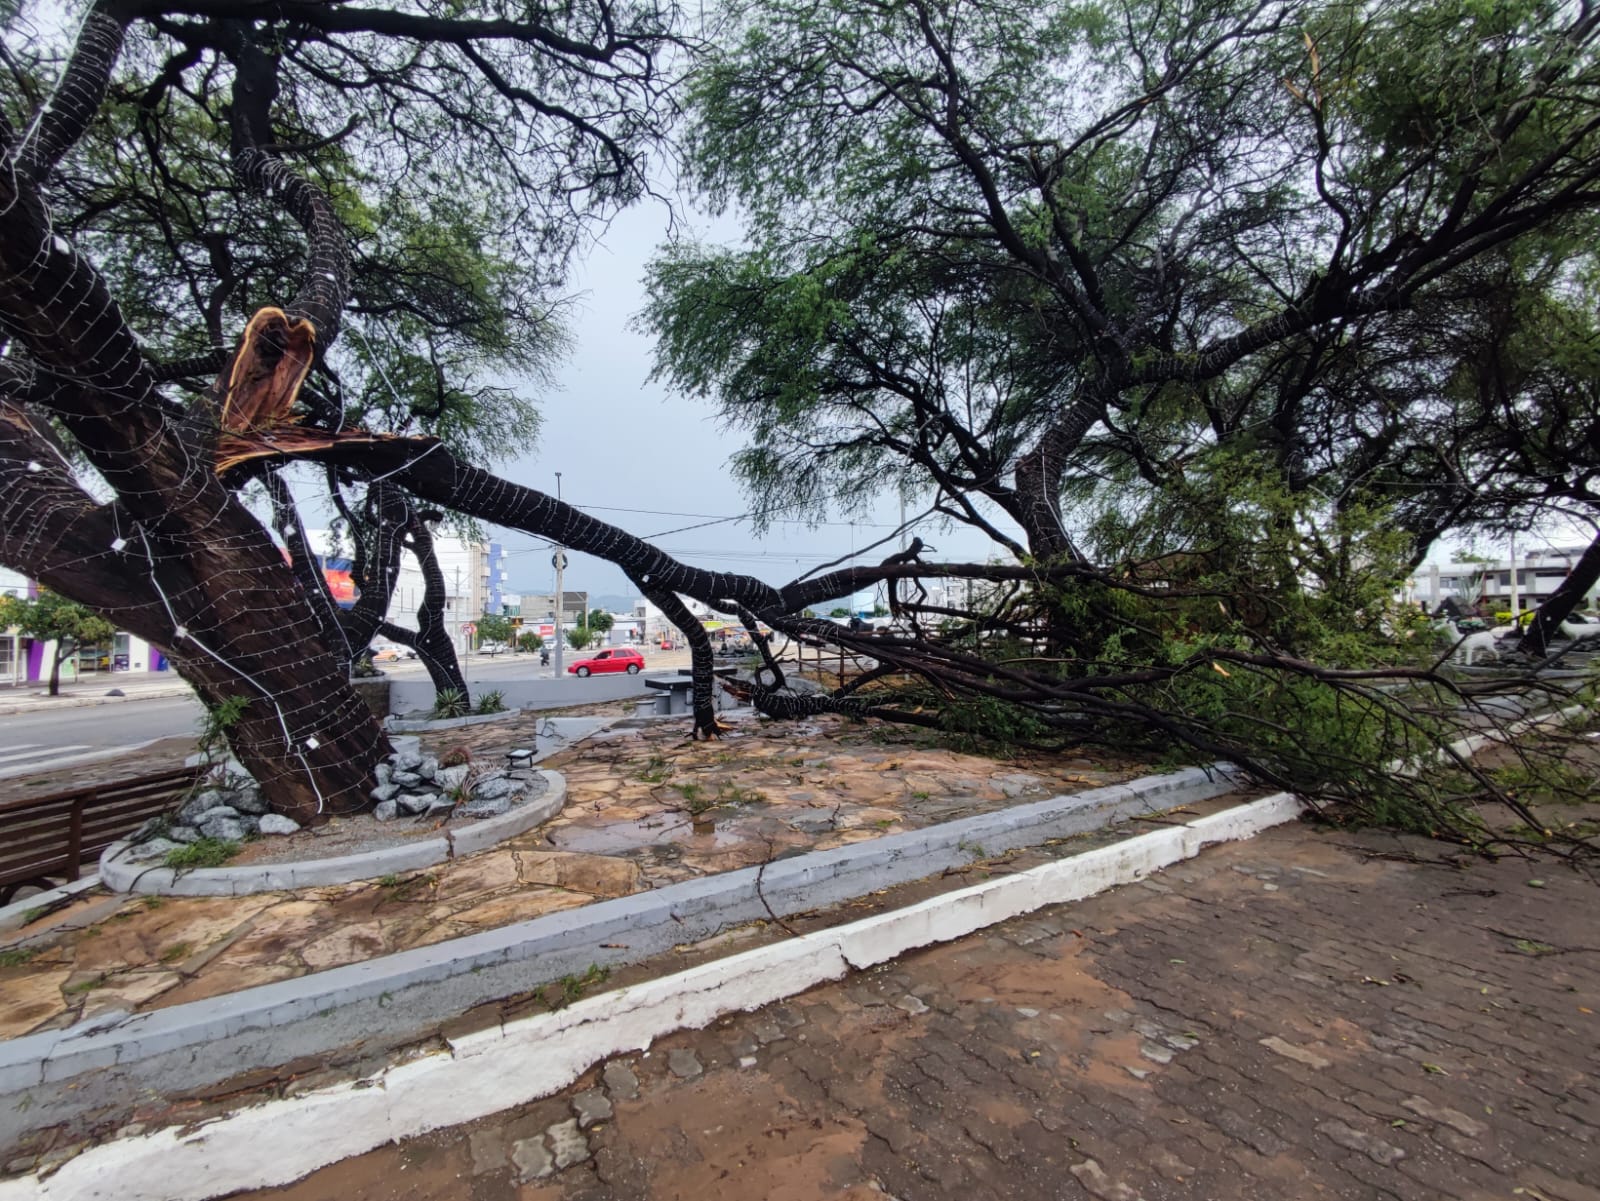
left=1509, top=533, right=1519, bottom=624
left=553, top=472, right=565, bottom=678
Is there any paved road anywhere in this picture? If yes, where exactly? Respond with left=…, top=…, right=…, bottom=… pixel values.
left=0, top=649, right=690, bottom=781
left=0, top=696, right=203, bottom=779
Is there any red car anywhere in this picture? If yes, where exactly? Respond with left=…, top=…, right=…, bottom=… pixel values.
left=567, top=646, right=645, bottom=677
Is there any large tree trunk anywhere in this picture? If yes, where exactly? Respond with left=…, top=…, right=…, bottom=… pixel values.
left=1518, top=531, right=1600, bottom=656
left=0, top=184, right=388, bottom=825
left=1010, top=398, right=1099, bottom=565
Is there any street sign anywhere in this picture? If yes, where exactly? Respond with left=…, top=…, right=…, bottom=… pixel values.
left=462, top=623, right=476, bottom=635
left=552, top=551, right=568, bottom=571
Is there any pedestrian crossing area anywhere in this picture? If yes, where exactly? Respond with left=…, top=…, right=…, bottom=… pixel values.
left=0, top=742, right=101, bottom=779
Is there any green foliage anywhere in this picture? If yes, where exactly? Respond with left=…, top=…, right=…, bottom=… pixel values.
left=436, top=688, right=473, bottom=720
left=163, top=838, right=240, bottom=870
left=16, top=3, right=678, bottom=470
left=635, top=753, right=674, bottom=783
left=0, top=590, right=114, bottom=649
left=517, top=631, right=542, bottom=653
left=566, top=626, right=596, bottom=651
left=940, top=695, right=1053, bottom=752
left=586, top=609, right=615, bottom=636
left=475, top=614, right=515, bottom=646
left=544, top=963, right=610, bottom=1010
left=0, top=948, right=40, bottom=968
left=671, top=781, right=709, bottom=812
left=0, top=591, right=118, bottom=692
left=473, top=689, right=507, bottom=714
left=196, top=696, right=251, bottom=765
left=430, top=689, right=471, bottom=719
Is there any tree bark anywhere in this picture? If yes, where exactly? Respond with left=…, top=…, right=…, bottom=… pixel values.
left=47, top=644, right=66, bottom=697
left=1518, top=531, right=1600, bottom=656
left=395, top=512, right=470, bottom=696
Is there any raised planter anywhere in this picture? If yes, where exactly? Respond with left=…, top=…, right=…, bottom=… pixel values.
left=97, top=770, right=566, bottom=897
left=385, top=708, right=524, bottom=733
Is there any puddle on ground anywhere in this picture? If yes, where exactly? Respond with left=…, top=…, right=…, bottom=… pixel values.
left=548, top=813, right=693, bottom=855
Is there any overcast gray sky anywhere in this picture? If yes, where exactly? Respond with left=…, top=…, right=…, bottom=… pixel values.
left=491, top=197, right=1004, bottom=605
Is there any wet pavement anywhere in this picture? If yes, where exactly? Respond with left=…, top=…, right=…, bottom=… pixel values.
left=0, top=712, right=1143, bottom=1038
left=231, top=818, right=1600, bottom=1201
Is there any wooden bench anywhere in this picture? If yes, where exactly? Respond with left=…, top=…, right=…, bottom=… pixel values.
left=0, top=766, right=204, bottom=903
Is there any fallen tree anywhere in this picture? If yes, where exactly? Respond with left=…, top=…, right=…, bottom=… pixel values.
left=4, top=0, right=1600, bottom=855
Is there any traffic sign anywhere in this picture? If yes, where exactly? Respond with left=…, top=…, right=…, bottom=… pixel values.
left=462, top=622, right=476, bottom=635
left=552, top=551, right=568, bottom=571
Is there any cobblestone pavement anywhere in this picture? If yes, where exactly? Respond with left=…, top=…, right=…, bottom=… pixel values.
left=233, top=818, right=1600, bottom=1201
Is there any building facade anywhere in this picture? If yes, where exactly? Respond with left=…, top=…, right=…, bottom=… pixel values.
left=0, top=567, right=168, bottom=685
left=306, top=531, right=507, bottom=651
left=1416, top=546, right=1600, bottom=614
left=517, top=592, right=590, bottom=625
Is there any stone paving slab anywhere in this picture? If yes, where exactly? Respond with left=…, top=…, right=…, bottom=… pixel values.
left=0, top=713, right=1147, bottom=1040
left=226, top=819, right=1599, bottom=1201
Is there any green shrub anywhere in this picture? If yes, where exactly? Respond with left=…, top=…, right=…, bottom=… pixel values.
left=473, top=689, right=507, bottom=715
left=430, top=688, right=470, bottom=719
left=163, top=837, right=239, bottom=869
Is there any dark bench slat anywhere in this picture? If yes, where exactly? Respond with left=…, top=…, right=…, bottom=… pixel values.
left=0, top=768, right=201, bottom=816
left=0, top=766, right=204, bottom=893
left=0, top=851, right=76, bottom=879
left=2, top=793, right=181, bottom=841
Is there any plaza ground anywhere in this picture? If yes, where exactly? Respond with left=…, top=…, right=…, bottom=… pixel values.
left=235, top=817, right=1600, bottom=1201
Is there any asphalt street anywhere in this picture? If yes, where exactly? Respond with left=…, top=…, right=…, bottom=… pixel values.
left=0, top=651, right=615, bottom=781
left=0, top=695, right=204, bottom=780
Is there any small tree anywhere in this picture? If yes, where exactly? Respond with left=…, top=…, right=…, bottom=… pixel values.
left=0, top=592, right=118, bottom=696
left=566, top=625, right=596, bottom=651
left=587, top=609, right=615, bottom=640
left=517, top=631, right=542, bottom=654
left=476, top=613, right=515, bottom=647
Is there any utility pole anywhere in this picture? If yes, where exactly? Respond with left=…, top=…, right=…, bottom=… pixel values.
left=553, top=472, right=566, bottom=678
left=1509, top=532, right=1520, bottom=625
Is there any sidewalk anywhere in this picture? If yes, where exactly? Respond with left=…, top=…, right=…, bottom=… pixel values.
left=236, top=819, right=1599, bottom=1201
left=0, top=674, right=193, bottom=716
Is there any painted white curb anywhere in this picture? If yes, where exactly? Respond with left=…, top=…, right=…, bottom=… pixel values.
left=17, top=791, right=1303, bottom=1201
left=95, top=771, right=565, bottom=896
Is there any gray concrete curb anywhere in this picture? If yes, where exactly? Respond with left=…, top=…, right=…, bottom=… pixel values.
left=2, top=789, right=1304, bottom=1201
left=385, top=708, right=527, bottom=733
left=0, top=878, right=101, bottom=934
left=0, top=685, right=193, bottom=716
left=0, top=764, right=1238, bottom=1149
left=95, top=770, right=566, bottom=897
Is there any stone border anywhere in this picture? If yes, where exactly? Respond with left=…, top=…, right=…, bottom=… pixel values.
left=1, top=792, right=1304, bottom=1201
left=95, top=770, right=566, bottom=897
left=0, top=878, right=101, bottom=934
left=0, top=764, right=1238, bottom=1150
left=384, top=708, right=526, bottom=733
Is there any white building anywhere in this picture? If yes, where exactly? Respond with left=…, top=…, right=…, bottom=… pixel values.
left=305, top=530, right=507, bottom=652
left=0, top=567, right=167, bottom=685
left=1415, top=545, right=1600, bottom=614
